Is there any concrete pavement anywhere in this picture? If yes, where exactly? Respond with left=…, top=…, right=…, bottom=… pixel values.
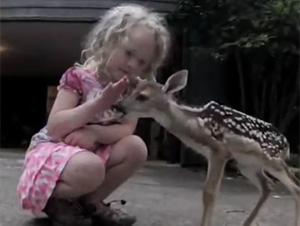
left=0, top=150, right=296, bottom=226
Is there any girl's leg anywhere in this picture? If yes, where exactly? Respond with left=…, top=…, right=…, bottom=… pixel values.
left=84, top=135, right=148, bottom=204
left=44, top=135, right=146, bottom=226
left=79, top=135, right=147, bottom=226
left=41, top=150, right=106, bottom=226
left=52, top=151, right=106, bottom=199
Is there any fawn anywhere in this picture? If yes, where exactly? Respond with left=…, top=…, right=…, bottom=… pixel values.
left=112, top=70, right=300, bottom=226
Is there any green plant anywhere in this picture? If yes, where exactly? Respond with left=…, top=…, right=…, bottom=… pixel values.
left=168, top=0, right=299, bottom=135
left=295, top=170, right=300, bottom=180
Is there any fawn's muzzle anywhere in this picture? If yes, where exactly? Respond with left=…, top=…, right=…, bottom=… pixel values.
left=112, top=104, right=127, bottom=116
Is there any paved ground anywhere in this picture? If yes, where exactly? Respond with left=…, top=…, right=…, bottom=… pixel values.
left=0, top=149, right=297, bottom=226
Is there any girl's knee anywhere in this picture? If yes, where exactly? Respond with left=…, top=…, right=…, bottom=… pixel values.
left=122, top=135, right=148, bottom=163
left=61, top=151, right=105, bottom=190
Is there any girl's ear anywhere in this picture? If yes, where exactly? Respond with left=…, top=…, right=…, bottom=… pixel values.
left=162, top=70, right=188, bottom=94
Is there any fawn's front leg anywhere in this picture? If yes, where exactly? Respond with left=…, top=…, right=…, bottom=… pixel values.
left=201, top=151, right=228, bottom=226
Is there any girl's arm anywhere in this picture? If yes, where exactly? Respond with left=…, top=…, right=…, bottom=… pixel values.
left=87, top=116, right=138, bottom=144
left=46, top=89, right=103, bottom=139
left=47, top=77, right=128, bottom=139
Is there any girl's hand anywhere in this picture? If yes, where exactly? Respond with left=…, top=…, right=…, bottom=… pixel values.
left=63, top=126, right=99, bottom=151
left=95, top=76, right=128, bottom=109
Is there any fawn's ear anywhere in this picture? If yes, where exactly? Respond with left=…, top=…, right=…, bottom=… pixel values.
left=162, top=70, right=188, bottom=94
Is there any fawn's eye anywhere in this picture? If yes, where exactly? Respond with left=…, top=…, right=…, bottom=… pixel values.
left=136, top=94, right=149, bottom=102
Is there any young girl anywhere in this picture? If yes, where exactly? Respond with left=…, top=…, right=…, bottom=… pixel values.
left=17, top=3, right=171, bottom=226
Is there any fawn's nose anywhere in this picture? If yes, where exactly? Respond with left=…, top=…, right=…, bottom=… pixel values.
left=112, top=104, right=127, bottom=116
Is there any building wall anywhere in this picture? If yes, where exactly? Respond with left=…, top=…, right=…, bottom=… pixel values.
left=0, top=0, right=177, bottom=21
left=0, top=76, right=48, bottom=148
left=0, top=0, right=180, bottom=151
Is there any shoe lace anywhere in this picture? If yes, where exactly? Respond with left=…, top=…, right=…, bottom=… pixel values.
left=101, top=199, right=129, bottom=217
left=89, top=199, right=130, bottom=220
left=104, top=199, right=127, bottom=207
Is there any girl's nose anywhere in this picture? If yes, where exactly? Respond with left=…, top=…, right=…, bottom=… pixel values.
left=127, top=58, right=139, bottom=72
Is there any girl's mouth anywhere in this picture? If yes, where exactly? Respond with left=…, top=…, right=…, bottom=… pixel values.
left=120, top=68, right=129, bottom=76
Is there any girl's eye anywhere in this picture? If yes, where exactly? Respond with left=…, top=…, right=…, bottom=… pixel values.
left=139, top=60, right=145, bottom=66
left=136, top=94, right=149, bottom=102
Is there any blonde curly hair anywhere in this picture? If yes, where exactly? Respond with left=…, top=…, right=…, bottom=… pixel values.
left=76, top=3, right=171, bottom=81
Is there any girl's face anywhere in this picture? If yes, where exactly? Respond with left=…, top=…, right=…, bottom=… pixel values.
left=105, top=25, right=156, bottom=82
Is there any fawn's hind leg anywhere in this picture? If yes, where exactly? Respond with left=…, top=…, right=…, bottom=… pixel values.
left=238, top=166, right=274, bottom=226
left=266, top=159, right=300, bottom=226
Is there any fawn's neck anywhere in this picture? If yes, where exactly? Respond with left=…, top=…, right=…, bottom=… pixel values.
left=153, top=100, right=217, bottom=158
left=153, top=100, right=202, bottom=135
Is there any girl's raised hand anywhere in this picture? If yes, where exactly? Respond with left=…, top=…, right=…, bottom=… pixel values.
left=95, top=76, right=128, bottom=110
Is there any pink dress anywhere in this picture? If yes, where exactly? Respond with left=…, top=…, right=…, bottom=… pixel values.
left=17, top=66, right=121, bottom=215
